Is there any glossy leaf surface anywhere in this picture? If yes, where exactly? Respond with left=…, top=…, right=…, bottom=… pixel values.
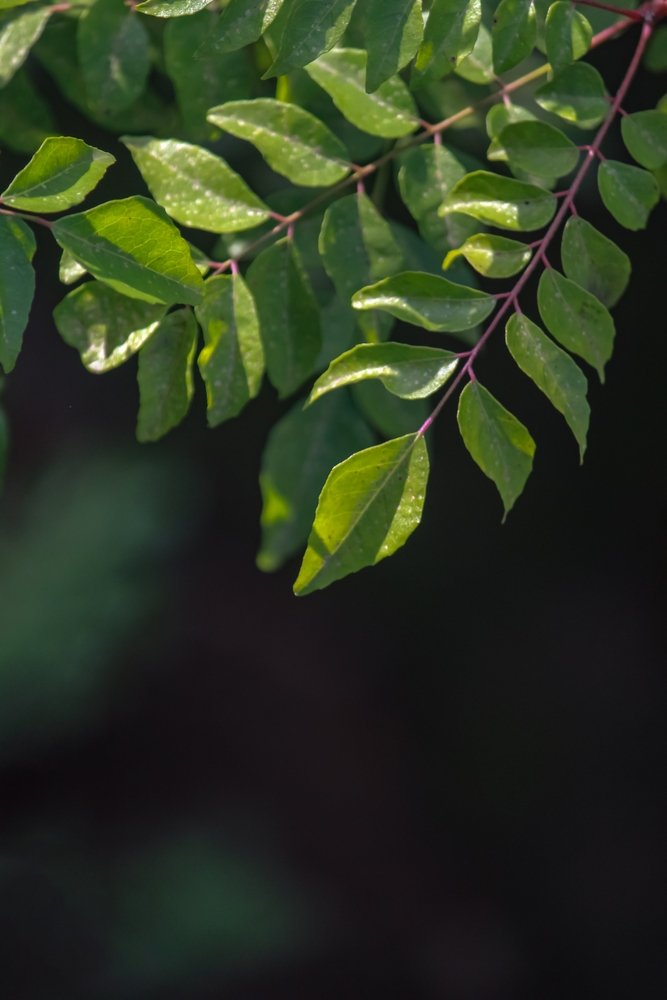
left=351, top=271, right=495, bottom=332
left=136, top=308, right=197, bottom=442
left=494, top=121, right=579, bottom=178
left=0, top=5, right=51, bottom=86
left=544, top=1, right=591, bottom=74
left=206, top=0, right=285, bottom=52
left=536, top=62, right=608, bottom=129
left=412, top=0, right=481, bottom=83
left=444, top=233, right=532, bottom=278
left=309, top=342, right=459, bottom=403
left=294, top=433, right=429, bottom=595
left=440, top=170, right=557, bottom=231
left=598, top=159, right=660, bottom=230
left=363, top=0, right=423, bottom=92
left=621, top=110, right=667, bottom=170
left=0, top=216, right=35, bottom=373
left=135, top=0, right=213, bottom=15
left=560, top=217, right=630, bottom=307
left=1, top=137, right=115, bottom=213
left=268, top=0, right=358, bottom=76
left=537, top=269, right=615, bottom=381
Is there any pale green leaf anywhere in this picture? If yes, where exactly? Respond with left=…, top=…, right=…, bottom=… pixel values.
left=53, top=281, right=166, bottom=373
left=0, top=67, right=55, bottom=154
left=77, top=0, right=151, bottom=117
left=0, top=4, right=51, bottom=86
left=363, top=0, right=423, bottom=92
left=305, top=48, right=418, bottom=138
left=412, top=0, right=481, bottom=84
left=0, top=216, right=35, bottom=373
left=309, top=342, right=459, bottom=403
left=493, top=120, right=579, bottom=178
left=492, top=0, right=536, bottom=75
left=206, top=0, right=286, bottom=52
left=195, top=274, right=264, bottom=426
left=621, top=110, right=667, bottom=170
left=351, top=271, right=495, bottom=332
left=444, top=233, right=532, bottom=277
left=537, top=268, right=615, bottom=380
left=439, top=170, right=557, bottom=230
left=246, top=240, right=321, bottom=398
left=257, top=391, right=374, bottom=571
left=455, top=20, right=493, bottom=83
left=207, top=99, right=350, bottom=187
left=53, top=196, right=205, bottom=306
left=294, top=433, right=429, bottom=595
left=506, top=312, right=589, bottom=461
left=267, top=0, right=358, bottom=76
left=598, top=159, right=660, bottom=230
left=122, top=136, right=270, bottom=234
left=1, top=137, right=115, bottom=213
left=457, top=380, right=535, bottom=518
left=59, top=249, right=87, bottom=286
left=535, top=62, right=608, bottom=129
left=136, top=308, right=197, bottom=442
left=135, top=0, right=213, bottom=16
left=545, top=1, right=592, bottom=74
left=560, top=216, right=630, bottom=307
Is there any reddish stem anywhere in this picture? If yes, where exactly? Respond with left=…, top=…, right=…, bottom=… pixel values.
left=0, top=206, right=52, bottom=229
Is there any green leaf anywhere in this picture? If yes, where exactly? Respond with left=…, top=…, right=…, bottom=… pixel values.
left=492, top=0, right=536, bottom=75
left=0, top=4, right=51, bottom=86
left=397, top=144, right=470, bottom=254
left=135, top=0, right=213, bottom=16
left=257, top=391, right=374, bottom=571
left=294, top=433, right=429, bottom=595
left=1, top=137, right=115, bottom=213
left=444, top=233, right=532, bottom=278
left=77, top=0, right=151, bottom=117
left=246, top=240, right=321, bottom=398
left=0, top=402, right=7, bottom=491
left=59, top=248, right=87, bottom=286
left=493, top=121, right=579, bottom=178
left=544, top=1, right=592, bottom=74
left=597, top=159, right=660, bottom=230
left=412, top=0, right=481, bottom=85
left=457, top=380, right=535, bottom=518
left=319, top=192, right=404, bottom=343
left=505, top=312, right=589, bottom=461
left=122, top=136, right=270, bottom=234
left=195, top=273, right=264, bottom=426
left=305, top=48, right=418, bottom=138
left=309, top=342, right=459, bottom=403
left=455, top=20, right=493, bottom=84
left=621, top=110, right=667, bottom=171
left=485, top=101, right=535, bottom=139
left=207, top=99, right=350, bottom=187
left=0, top=216, right=35, bottom=373
left=537, top=268, right=614, bottom=381
left=351, top=271, right=495, bottom=332
left=362, top=0, right=423, bottom=92
left=53, top=282, right=166, bottom=373
left=352, top=381, right=428, bottom=436
left=560, top=216, right=630, bottom=307
left=439, top=170, right=557, bottom=230
left=206, top=0, right=286, bottom=53
left=267, top=0, right=358, bottom=77
left=0, top=67, right=55, bottom=154
left=136, top=308, right=197, bottom=442
left=644, top=24, right=667, bottom=73
left=164, top=11, right=256, bottom=142
left=53, top=196, right=205, bottom=306
left=535, top=62, right=608, bottom=129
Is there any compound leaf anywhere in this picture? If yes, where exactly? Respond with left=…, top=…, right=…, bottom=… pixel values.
left=537, top=268, right=615, bottom=381
left=309, top=342, right=459, bottom=403
left=136, top=308, right=197, bottom=442
left=439, top=170, right=557, bottom=230
left=1, top=137, right=115, bottom=213
left=0, top=215, right=35, bottom=373
left=351, top=271, right=494, bottom=331
left=560, top=216, right=630, bottom=307
left=598, top=159, right=660, bottom=230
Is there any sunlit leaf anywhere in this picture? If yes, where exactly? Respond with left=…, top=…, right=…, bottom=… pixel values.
left=135, top=0, right=213, bottom=15
left=136, top=308, right=197, bottom=442
left=492, top=0, right=536, bottom=75
left=1, top=137, right=115, bottom=213
left=535, top=62, right=608, bottom=129
left=444, top=233, right=532, bottom=277
left=412, top=0, right=481, bottom=84
left=363, top=0, right=423, bottom=92
left=439, top=170, right=557, bottom=230
left=0, top=4, right=51, bottom=86
left=205, top=0, right=286, bottom=52
left=492, top=120, right=579, bottom=178
left=352, top=270, right=494, bottom=331
left=544, top=0, right=592, bottom=74
left=267, top=0, right=358, bottom=77
left=309, top=342, right=459, bottom=403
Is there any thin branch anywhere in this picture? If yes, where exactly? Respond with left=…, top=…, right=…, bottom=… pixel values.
left=0, top=206, right=53, bottom=229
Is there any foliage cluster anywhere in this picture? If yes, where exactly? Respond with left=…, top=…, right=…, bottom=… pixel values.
left=0, top=0, right=665, bottom=593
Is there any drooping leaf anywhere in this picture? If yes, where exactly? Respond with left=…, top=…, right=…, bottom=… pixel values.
left=53, top=282, right=166, bottom=373
left=0, top=67, right=55, bottom=154
left=122, top=136, right=270, bottom=234
left=0, top=216, right=36, bottom=373
left=206, top=0, right=286, bottom=52
left=305, top=48, right=418, bottom=138
left=492, top=120, right=579, bottom=178
left=195, top=273, right=264, bottom=426
left=257, top=391, right=374, bottom=572
left=492, top=0, right=536, bottom=75
left=267, top=0, right=358, bottom=77
left=0, top=4, right=51, bottom=86
left=455, top=20, right=494, bottom=84
left=309, top=342, right=459, bottom=403
left=246, top=240, right=321, bottom=398
left=294, top=433, right=429, bottom=595
left=362, top=0, right=423, bottom=92
left=352, top=381, right=428, bottom=437
left=505, top=312, right=589, bottom=461
left=544, top=0, right=592, bottom=74
left=560, top=216, right=630, bottom=307
left=77, top=0, right=151, bottom=117
left=352, top=271, right=495, bottom=332
left=439, top=170, right=557, bottom=230
left=537, top=268, right=615, bottom=381
left=444, top=233, right=532, bottom=278
left=135, top=0, right=213, bottom=16
left=597, top=159, right=660, bottom=230
left=457, top=380, right=535, bottom=518
left=412, top=0, right=481, bottom=85
left=1, top=137, right=115, bottom=213
left=621, top=110, right=667, bottom=171
left=207, top=99, right=350, bottom=187
left=535, top=62, right=608, bottom=129
left=319, top=192, right=404, bottom=343
left=136, top=308, right=198, bottom=442
left=397, top=144, right=472, bottom=254
left=53, top=196, right=205, bottom=306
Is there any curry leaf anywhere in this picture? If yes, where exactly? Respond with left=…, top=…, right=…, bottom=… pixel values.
left=492, top=0, right=536, bottom=75
left=0, top=215, right=36, bottom=373
left=1, top=137, right=115, bottom=213
left=351, top=271, right=495, bottom=332
left=537, top=269, right=615, bottom=381
left=77, top=0, right=150, bottom=117
left=136, top=308, right=198, bottom=442
left=444, top=233, right=532, bottom=278
left=535, top=62, right=608, bottom=129
left=560, top=216, right=630, bottom=307
left=439, top=170, right=557, bottom=230
left=267, top=0, right=358, bottom=77
left=598, top=159, right=660, bottom=230
left=363, top=0, right=423, bottom=92
left=412, top=0, right=481, bottom=84
left=309, top=343, right=459, bottom=403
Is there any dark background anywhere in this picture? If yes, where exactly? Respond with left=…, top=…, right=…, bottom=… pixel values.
left=1, top=25, right=665, bottom=1000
